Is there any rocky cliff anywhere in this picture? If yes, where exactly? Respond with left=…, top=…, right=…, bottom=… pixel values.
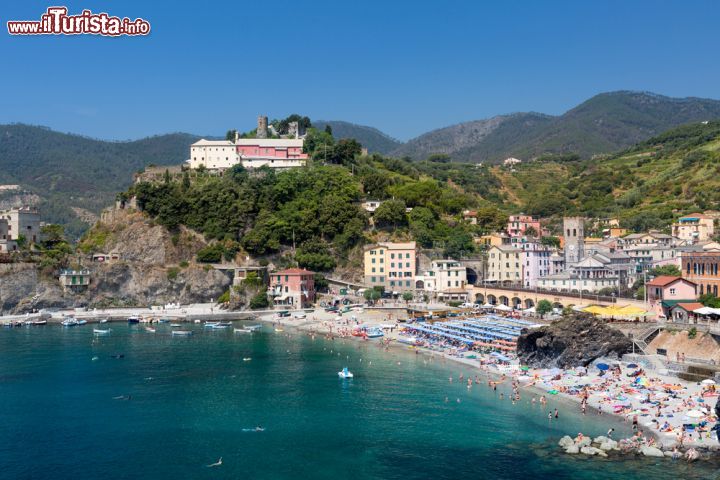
left=0, top=209, right=232, bottom=314
left=516, top=315, right=633, bottom=368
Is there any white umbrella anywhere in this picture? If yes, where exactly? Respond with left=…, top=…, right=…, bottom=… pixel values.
left=701, top=379, right=716, bottom=385
left=495, top=304, right=513, bottom=312
left=481, top=303, right=495, bottom=309
left=522, top=306, right=536, bottom=314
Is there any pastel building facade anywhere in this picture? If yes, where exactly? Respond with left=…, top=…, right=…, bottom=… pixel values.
left=507, top=215, right=541, bottom=238
left=188, top=138, right=308, bottom=170
left=364, top=242, right=417, bottom=291
left=269, top=268, right=316, bottom=308
left=672, top=213, right=714, bottom=243
left=415, top=259, right=467, bottom=292
left=0, top=207, right=41, bottom=243
left=519, top=243, right=552, bottom=288
left=485, top=246, right=523, bottom=285
left=645, top=275, right=697, bottom=319
left=681, top=250, right=720, bottom=297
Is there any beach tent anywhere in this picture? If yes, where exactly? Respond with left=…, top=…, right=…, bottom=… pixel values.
left=693, top=306, right=720, bottom=315
left=522, top=306, right=536, bottom=314
left=495, top=304, right=513, bottom=312
left=583, top=305, right=607, bottom=315
left=615, top=305, right=649, bottom=317
left=481, top=303, right=495, bottom=309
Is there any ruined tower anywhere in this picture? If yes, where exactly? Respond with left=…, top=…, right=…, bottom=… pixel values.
left=257, top=115, right=268, bottom=139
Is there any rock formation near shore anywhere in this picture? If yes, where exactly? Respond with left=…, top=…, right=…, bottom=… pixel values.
left=0, top=209, right=232, bottom=314
left=516, top=314, right=632, bottom=368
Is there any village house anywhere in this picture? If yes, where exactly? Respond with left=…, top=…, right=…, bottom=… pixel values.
left=485, top=245, right=523, bottom=286
left=0, top=218, right=17, bottom=253
left=58, top=269, right=91, bottom=292
left=475, top=232, right=511, bottom=248
left=269, top=268, right=316, bottom=308
left=502, top=157, right=522, bottom=167
left=415, top=259, right=468, bottom=297
left=672, top=213, right=715, bottom=244
left=362, top=200, right=383, bottom=213
left=363, top=242, right=417, bottom=292
left=645, top=275, right=697, bottom=319
left=0, top=206, right=41, bottom=244
left=507, top=214, right=542, bottom=238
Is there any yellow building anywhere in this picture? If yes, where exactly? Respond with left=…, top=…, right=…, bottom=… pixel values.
left=486, top=245, right=522, bottom=286
left=364, top=242, right=417, bottom=291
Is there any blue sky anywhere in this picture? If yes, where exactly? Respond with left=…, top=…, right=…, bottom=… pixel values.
left=2, top=0, right=719, bottom=141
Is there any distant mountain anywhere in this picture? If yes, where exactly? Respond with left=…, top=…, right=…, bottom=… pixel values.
left=391, top=91, right=720, bottom=162
left=0, top=124, right=198, bottom=238
left=313, top=120, right=402, bottom=154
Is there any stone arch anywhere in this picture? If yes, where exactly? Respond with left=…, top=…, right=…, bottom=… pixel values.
left=524, top=299, right=535, bottom=308
left=487, top=294, right=497, bottom=305
left=511, top=296, right=522, bottom=308
left=499, top=295, right=509, bottom=306
left=415, top=280, right=425, bottom=290
left=475, top=293, right=485, bottom=304
left=553, top=302, right=564, bottom=310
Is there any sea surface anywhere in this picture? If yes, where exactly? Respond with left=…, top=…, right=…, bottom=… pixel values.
left=0, top=323, right=717, bottom=480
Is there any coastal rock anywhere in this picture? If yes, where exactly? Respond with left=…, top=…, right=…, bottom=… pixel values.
left=564, top=445, right=580, bottom=454
left=639, top=446, right=665, bottom=458
left=599, top=440, right=619, bottom=451
left=516, top=314, right=632, bottom=368
left=577, top=437, right=592, bottom=448
left=593, top=436, right=608, bottom=444
left=558, top=436, right=575, bottom=448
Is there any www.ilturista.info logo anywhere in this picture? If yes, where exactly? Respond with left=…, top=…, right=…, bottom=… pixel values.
left=7, top=6, right=150, bottom=36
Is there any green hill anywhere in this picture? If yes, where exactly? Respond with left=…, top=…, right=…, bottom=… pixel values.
left=312, top=120, right=402, bottom=154
left=0, top=124, right=199, bottom=238
left=497, top=120, right=720, bottom=231
left=392, top=91, right=720, bottom=162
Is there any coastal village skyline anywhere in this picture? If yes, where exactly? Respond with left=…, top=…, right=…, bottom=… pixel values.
left=3, top=1, right=720, bottom=478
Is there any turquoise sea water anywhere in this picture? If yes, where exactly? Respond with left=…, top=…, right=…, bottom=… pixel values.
left=0, top=323, right=717, bottom=480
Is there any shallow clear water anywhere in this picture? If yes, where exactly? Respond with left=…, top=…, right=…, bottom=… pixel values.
left=0, top=323, right=717, bottom=479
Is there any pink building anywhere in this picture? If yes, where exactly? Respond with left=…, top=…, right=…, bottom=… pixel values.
left=518, top=242, right=552, bottom=288
left=269, top=268, right=316, bottom=308
left=645, top=275, right=697, bottom=319
left=507, top=215, right=541, bottom=238
left=236, top=139, right=308, bottom=161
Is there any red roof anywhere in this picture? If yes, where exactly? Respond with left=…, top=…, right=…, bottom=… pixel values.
left=645, top=275, right=690, bottom=287
left=674, top=302, right=705, bottom=312
left=275, top=268, right=315, bottom=275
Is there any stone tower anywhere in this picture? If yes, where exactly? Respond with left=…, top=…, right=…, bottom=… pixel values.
left=257, top=115, right=268, bottom=139
left=563, top=217, right=585, bottom=266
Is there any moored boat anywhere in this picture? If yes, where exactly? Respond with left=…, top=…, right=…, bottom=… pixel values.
left=172, top=330, right=193, bottom=336
left=145, top=327, right=156, bottom=333
left=76, top=319, right=88, bottom=326
left=365, top=327, right=384, bottom=338
left=32, top=320, right=47, bottom=325
left=127, top=316, right=140, bottom=324
left=245, top=325, right=262, bottom=331
left=61, top=318, right=78, bottom=327
left=93, top=328, right=111, bottom=335
left=234, top=328, right=251, bottom=333
left=338, top=367, right=354, bottom=379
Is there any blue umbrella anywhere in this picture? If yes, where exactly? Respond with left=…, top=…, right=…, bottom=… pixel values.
left=627, top=363, right=638, bottom=369
left=597, top=363, right=610, bottom=370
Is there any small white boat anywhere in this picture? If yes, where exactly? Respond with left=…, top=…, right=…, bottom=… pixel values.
left=234, top=328, right=251, bottom=333
left=93, top=328, right=111, bottom=335
left=245, top=325, right=262, bottom=331
left=127, top=316, right=141, bottom=324
left=212, top=324, right=230, bottom=330
left=32, top=320, right=47, bottom=325
left=274, top=328, right=284, bottom=332
left=338, top=367, right=354, bottom=379
left=172, top=330, right=193, bottom=336
left=145, top=327, right=156, bottom=333
left=204, top=322, right=219, bottom=328
left=194, top=319, right=201, bottom=324
left=243, top=357, right=252, bottom=361
left=61, top=318, right=78, bottom=327
left=99, top=318, right=109, bottom=324
left=76, top=319, right=88, bottom=326
left=170, top=323, right=182, bottom=328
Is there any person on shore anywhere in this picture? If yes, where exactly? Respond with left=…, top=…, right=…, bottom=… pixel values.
left=632, top=415, right=639, bottom=431
left=607, top=428, right=614, bottom=438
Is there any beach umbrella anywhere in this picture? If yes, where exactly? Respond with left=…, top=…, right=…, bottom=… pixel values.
left=627, top=363, right=638, bottom=369
left=686, top=410, right=705, bottom=418
left=520, top=365, right=530, bottom=371
left=701, top=379, right=716, bottom=385
left=596, top=363, right=609, bottom=370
